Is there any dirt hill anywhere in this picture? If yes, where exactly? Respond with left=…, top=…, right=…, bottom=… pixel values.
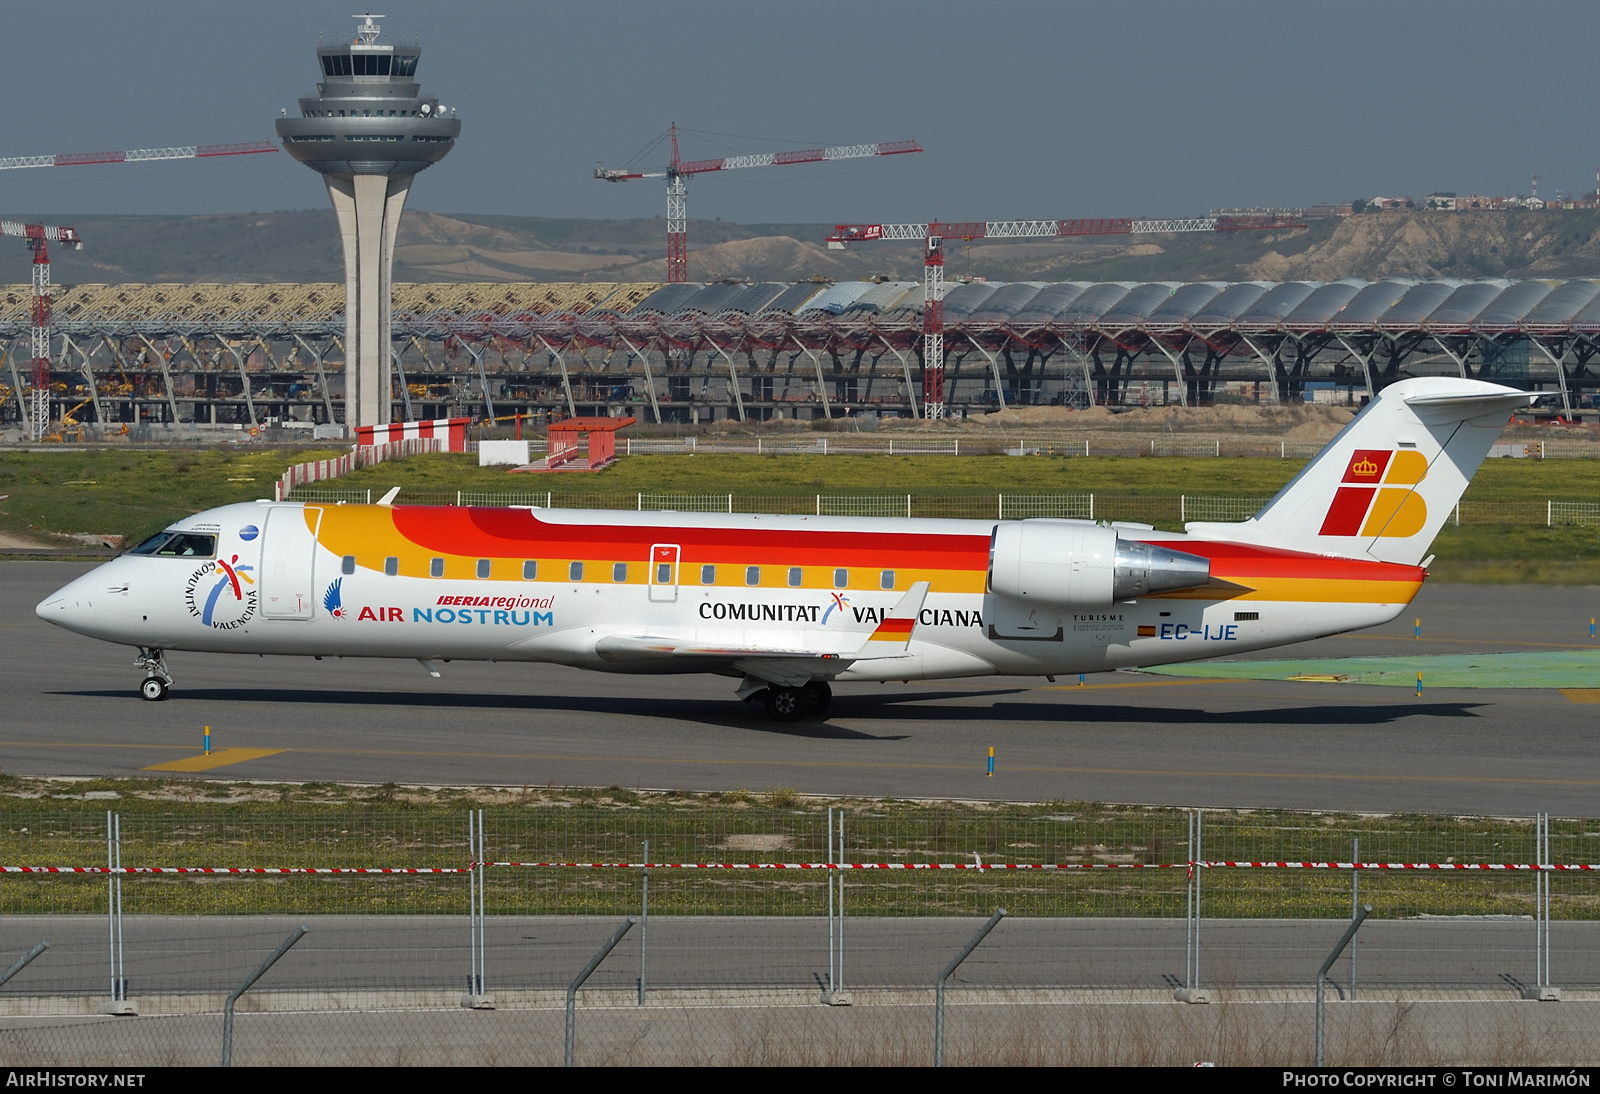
left=15, top=208, right=1600, bottom=286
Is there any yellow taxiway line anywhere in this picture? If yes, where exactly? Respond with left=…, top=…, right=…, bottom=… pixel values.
left=142, top=747, right=285, bottom=772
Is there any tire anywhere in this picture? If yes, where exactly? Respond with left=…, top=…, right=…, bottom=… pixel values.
left=140, top=677, right=168, bottom=702
left=805, top=681, right=833, bottom=716
left=764, top=686, right=809, bottom=722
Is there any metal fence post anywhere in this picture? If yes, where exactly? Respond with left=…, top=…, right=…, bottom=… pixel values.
left=467, top=809, right=477, bottom=996
left=566, top=918, right=636, bottom=1067
left=639, top=840, right=648, bottom=1006
left=0, top=941, right=49, bottom=989
left=824, top=809, right=850, bottom=1004
left=1526, top=812, right=1560, bottom=1000
left=100, top=812, right=133, bottom=1015
left=1176, top=809, right=1209, bottom=1003
left=1350, top=838, right=1359, bottom=1001
left=222, top=925, right=308, bottom=1068
left=934, top=909, right=1006, bottom=1067
left=464, top=809, right=493, bottom=1008
left=1317, top=905, right=1371, bottom=1067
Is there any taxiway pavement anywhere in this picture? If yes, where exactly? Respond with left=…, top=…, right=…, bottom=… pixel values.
left=4, top=563, right=1597, bottom=814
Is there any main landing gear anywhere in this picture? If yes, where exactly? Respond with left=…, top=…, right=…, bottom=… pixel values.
left=753, top=681, right=832, bottom=722
left=135, top=648, right=172, bottom=702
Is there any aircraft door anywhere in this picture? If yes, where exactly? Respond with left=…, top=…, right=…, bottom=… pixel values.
left=648, top=543, right=680, bottom=603
left=261, top=506, right=323, bottom=619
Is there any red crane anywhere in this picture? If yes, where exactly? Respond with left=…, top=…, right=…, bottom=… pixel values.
left=827, top=214, right=1306, bottom=419
left=0, top=221, right=81, bottom=440
left=0, top=141, right=276, bottom=439
left=596, top=124, right=921, bottom=283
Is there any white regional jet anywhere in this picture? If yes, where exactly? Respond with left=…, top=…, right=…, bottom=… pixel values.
left=37, top=378, right=1531, bottom=720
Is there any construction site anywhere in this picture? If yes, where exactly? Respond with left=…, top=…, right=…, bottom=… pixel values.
left=1, top=274, right=1597, bottom=440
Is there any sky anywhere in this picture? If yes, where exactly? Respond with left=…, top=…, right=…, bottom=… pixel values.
left=0, top=1, right=1595, bottom=226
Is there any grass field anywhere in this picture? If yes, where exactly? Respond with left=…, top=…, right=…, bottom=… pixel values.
left=0, top=449, right=1595, bottom=581
left=0, top=777, right=1584, bottom=920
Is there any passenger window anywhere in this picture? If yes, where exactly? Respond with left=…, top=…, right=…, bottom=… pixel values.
left=384, top=556, right=398, bottom=576
left=700, top=564, right=716, bottom=585
left=745, top=566, right=760, bottom=586
left=476, top=559, right=491, bottom=579
left=569, top=561, right=584, bottom=582
left=833, top=568, right=848, bottom=589
left=880, top=570, right=895, bottom=590
left=657, top=563, right=672, bottom=584
left=429, top=557, right=444, bottom=578
left=522, top=560, right=537, bottom=580
left=342, top=555, right=356, bottom=575
left=613, top=562, right=627, bottom=582
left=787, top=567, right=802, bottom=587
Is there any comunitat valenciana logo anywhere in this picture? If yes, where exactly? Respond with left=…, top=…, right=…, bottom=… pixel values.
left=184, top=554, right=257, bottom=629
left=1319, top=448, right=1430, bottom=538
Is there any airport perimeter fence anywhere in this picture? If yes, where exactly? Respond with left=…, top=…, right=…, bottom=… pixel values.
left=545, top=435, right=1600, bottom=461
left=287, top=484, right=1600, bottom=528
left=1, top=807, right=1598, bottom=1066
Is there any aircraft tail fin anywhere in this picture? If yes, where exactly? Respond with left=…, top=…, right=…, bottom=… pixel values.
left=1183, top=377, right=1536, bottom=565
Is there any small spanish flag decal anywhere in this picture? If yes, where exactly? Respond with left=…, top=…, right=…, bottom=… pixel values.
left=1137, top=625, right=1157, bottom=637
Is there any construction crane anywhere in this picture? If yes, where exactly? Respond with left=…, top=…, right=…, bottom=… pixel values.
left=0, top=140, right=276, bottom=172
left=826, top=214, right=1306, bottom=419
left=0, top=222, right=81, bottom=440
left=596, top=124, right=920, bottom=283
left=0, top=140, right=275, bottom=439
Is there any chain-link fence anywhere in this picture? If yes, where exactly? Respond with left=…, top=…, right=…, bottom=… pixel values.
left=2, top=804, right=1596, bottom=1066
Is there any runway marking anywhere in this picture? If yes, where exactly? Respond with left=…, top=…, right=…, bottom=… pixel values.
left=3, top=739, right=1598, bottom=788
left=1364, top=635, right=1592, bottom=650
left=142, top=748, right=285, bottom=773
left=1041, top=679, right=1231, bottom=692
left=1560, top=689, right=1600, bottom=704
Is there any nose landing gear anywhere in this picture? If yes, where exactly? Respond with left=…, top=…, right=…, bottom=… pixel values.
left=134, top=648, right=172, bottom=702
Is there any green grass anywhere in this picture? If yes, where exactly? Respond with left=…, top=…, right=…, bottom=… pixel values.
left=0, top=448, right=341, bottom=546
left=0, top=777, right=1590, bottom=920
left=1, top=451, right=1595, bottom=581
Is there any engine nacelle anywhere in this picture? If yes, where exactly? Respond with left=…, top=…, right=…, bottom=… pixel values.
left=989, top=520, right=1211, bottom=608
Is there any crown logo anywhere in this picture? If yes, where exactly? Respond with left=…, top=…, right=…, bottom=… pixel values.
left=1351, top=457, right=1378, bottom=477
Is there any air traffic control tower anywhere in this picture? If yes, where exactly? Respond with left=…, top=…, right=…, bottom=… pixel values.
left=276, top=15, right=459, bottom=428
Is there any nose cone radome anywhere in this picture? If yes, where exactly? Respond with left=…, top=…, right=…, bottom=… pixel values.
left=36, top=572, right=97, bottom=632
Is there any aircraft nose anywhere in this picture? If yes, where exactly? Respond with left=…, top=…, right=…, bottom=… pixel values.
left=36, top=574, right=95, bottom=627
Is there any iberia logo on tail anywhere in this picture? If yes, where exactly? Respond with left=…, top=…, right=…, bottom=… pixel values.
left=1318, top=448, right=1430, bottom=538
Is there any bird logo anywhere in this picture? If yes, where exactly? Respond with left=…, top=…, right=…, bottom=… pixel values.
left=323, top=578, right=346, bottom=619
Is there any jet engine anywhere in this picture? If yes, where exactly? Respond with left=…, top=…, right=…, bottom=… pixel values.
left=988, top=521, right=1211, bottom=608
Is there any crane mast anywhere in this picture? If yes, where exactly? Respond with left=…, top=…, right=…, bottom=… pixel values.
left=597, top=125, right=921, bottom=283
left=828, top=214, right=1306, bottom=419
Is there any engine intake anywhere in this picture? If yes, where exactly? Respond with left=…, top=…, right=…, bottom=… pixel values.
left=989, top=521, right=1211, bottom=608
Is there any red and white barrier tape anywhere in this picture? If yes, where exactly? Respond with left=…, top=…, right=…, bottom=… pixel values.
left=4, top=861, right=1596, bottom=874
left=1, top=866, right=463, bottom=875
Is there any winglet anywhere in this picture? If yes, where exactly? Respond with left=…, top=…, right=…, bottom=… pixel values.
left=857, top=580, right=929, bottom=656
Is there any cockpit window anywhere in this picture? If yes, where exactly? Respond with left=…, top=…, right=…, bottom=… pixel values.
left=127, top=531, right=177, bottom=555
left=150, top=533, right=217, bottom=558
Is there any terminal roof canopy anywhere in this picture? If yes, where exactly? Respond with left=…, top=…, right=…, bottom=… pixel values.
left=10, top=277, right=1600, bottom=339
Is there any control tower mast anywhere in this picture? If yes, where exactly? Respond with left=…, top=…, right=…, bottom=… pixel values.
left=276, top=14, right=459, bottom=428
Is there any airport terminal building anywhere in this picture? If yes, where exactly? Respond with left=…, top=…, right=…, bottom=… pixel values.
left=1, top=276, right=1596, bottom=434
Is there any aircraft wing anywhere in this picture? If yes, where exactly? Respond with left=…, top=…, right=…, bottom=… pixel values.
left=593, top=582, right=931, bottom=687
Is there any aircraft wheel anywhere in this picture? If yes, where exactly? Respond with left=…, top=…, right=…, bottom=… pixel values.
left=805, top=681, right=833, bottom=716
left=140, top=677, right=169, bottom=702
left=764, top=686, right=809, bottom=722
